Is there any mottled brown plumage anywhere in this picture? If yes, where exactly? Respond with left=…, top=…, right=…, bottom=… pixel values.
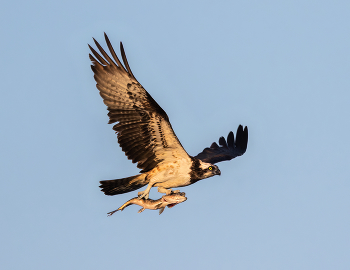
left=89, top=34, right=185, bottom=173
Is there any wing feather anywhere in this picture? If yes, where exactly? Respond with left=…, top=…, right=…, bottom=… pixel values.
left=104, top=33, right=127, bottom=73
left=89, top=34, right=188, bottom=171
left=195, top=125, right=248, bottom=164
left=120, top=42, right=136, bottom=79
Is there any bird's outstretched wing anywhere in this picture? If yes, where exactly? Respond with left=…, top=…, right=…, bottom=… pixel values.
left=195, top=125, right=248, bottom=164
left=89, top=33, right=188, bottom=172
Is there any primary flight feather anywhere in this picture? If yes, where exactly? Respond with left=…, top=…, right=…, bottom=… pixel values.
left=89, top=33, right=248, bottom=199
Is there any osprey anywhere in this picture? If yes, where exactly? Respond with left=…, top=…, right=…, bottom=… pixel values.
left=89, top=33, right=248, bottom=199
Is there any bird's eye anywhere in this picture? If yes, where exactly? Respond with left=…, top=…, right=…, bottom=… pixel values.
left=208, top=166, right=213, bottom=170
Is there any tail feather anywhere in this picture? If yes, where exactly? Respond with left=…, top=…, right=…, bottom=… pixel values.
left=99, top=174, right=148, bottom=196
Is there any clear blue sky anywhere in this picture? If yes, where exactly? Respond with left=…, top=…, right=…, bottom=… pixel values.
left=1, top=0, right=349, bottom=269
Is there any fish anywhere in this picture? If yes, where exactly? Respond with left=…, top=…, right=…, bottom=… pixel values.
left=107, top=192, right=187, bottom=215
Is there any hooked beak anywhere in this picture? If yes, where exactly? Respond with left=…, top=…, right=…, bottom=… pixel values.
left=216, top=168, right=221, bottom=176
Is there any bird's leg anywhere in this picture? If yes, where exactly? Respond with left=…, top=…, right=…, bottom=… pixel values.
left=157, top=187, right=180, bottom=195
left=138, top=184, right=153, bottom=199
left=137, top=190, right=149, bottom=199
left=157, top=187, right=172, bottom=195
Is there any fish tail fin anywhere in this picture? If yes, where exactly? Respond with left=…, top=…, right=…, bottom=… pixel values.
left=107, top=198, right=137, bottom=216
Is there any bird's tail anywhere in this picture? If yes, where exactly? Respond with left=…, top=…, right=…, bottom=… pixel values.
left=99, top=174, right=148, bottom=196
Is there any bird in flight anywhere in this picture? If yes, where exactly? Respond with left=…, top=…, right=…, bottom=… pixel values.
left=89, top=33, right=248, bottom=200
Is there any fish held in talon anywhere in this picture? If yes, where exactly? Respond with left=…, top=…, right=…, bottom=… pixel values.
left=107, top=192, right=187, bottom=215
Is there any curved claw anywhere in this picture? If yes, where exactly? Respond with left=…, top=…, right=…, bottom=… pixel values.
left=137, top=191, right=149, bottom=200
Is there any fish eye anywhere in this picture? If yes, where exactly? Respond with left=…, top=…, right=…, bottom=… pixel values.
left=208, top=166, right=213, bottom=170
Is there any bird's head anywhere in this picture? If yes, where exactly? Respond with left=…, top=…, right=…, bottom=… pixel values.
left=190, top=157, right=221, bottom=183
left=199, top=161, right=221, bottom=178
